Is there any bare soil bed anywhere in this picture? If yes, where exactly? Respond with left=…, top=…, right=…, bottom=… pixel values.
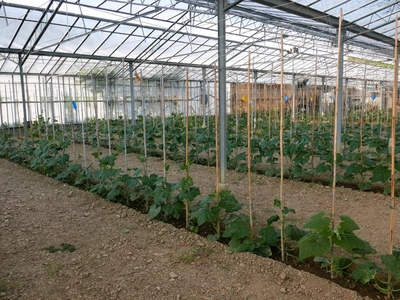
left=0, top=146, right=397, bottom=300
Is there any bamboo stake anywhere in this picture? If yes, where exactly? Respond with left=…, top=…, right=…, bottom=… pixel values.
left=264, top=83, right=267, bottom=118
left=269, top=66, right=273, bottom=139
left=57, top=77, right=64, bottom=143
left=141, top=72, right=147, bottom=167
left=79, top=75, right=87, bottom=170
left=247, top=51, right=254, bottom=240
left=185, top=68, right=190, bottom=229
left=235, top=81, right=239, bottom=138
left=311, top=52, right=317, bottom=182
left=0, top=89, right=3, bottom=129
left=386, top=16, right=399, bottom=297
left=122, top=60, right=128, bottom=172
left=214, top=64, right=220, bottom=234
left=69, top=78, right=76, bottom=161
left=360, top=63, right=367, bottom=152
left=331, top=8, right=344, bottom=278
left=279, top=32, right=285, bottom=262
left=389, top=14, right=398, bottom=257
left=105, top=70, right=111, bottom=156
left=161, top=68, right=166, bottom=179
left=92, top=74, right=100, bottom=151
left=25, top=76, right=32, bottom=138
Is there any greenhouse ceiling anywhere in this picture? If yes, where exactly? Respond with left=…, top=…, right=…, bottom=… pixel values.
left=0, top=0, right=399, bottom=83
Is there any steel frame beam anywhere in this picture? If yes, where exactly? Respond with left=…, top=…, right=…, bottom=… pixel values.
left=252, top=0, right=395, bottom=46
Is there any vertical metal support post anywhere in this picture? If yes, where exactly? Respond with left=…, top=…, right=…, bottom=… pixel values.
left=218, top=0, right=227, bottom=186
left=202, top=67, right=206, bottom=126
left=129, top=62, right=136, bottom=125
left=336, top=28, right=346, bottom=153
left=380, top=82, right=384, bottom=110
left=18, top=54, right=28, bottom=139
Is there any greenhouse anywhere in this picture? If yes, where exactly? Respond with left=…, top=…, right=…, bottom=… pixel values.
left=1, top=0, right=400, bottom=299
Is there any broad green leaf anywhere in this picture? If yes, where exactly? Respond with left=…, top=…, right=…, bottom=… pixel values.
left=228, top=237, right=256, bottom=253
left=252, top=155, right=262, bottom=164
left=148, top=204, right=161, bottom=220
left=371, top=165, right=391, bottom=183
left=352, top=241, right=376, bottom=255
left=207, top=233, right=220, bottom=242
left=162, top=201, right=185, bottom=219
left=259, top=225, right=278, bottom=246
left=381, top=251, right=400, bottom=280
left=253, top=245, right=272, bottom=257
left=282, top=206, right=296, bottom=215
left=298, top=233, right=330, bottom=260
left=284, top=224, right=308, bottom=241
left=350, top=261, right=378, bottom=284
left=198, top=194, right=215, bottom=207
left=333, top=233, right=370, bottom=253
left=92, top=151, right=101, bottom=159
left=274, top=199, right=281, bottom=207
left=235, top=163, right=247, bottom=172
left=179, top=163, right=189, bottom=171
left=267, top=215, right=279, bottom=226
left=337, top=215, right=360, bottom=233
left=191, top=207, right=218, bottom=226
left=106, top=188, right=122, bottom=201
left=315, top=162, right=331, bottom=174
left=344, top=163, right=365, bottom=180
left=219, top=191, right=243, bottom=213
left=179, top=176, right=194, bottom=191
left=303, top=212, right=330, bottom=236
left=234, top=152, right=247, bottom=162
left=222, top=220, right=250, bottom=240
left=358, top=182, right=372, bottom=191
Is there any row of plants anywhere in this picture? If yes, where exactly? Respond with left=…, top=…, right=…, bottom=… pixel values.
left=0, top=129, right=399, bottom=298
left=26, top=111, right=400, bottom=194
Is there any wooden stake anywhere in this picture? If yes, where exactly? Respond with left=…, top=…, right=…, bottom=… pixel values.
left=122, top=59, right=128, bottom=172
left=247, top=51, right=254, bottom=239
left=389, top=15, right=398, bottom=256
left=279, top=32, right=285, bottom=262
left=161, top=68, right=166, bottom=179
left=140, top=72, right=147, bottom=167
left=360, top=64, right=367, bottom=152
left=311, top=52, right=317, bottom=182
left=331, top=8, right=344, bottom=278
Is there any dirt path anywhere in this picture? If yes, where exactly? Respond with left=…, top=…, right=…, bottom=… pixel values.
left=0, top=152, right=390, bottom=299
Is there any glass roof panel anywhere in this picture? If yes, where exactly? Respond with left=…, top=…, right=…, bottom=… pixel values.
left=0, top=0, right=396, bottom=83
left=9, top=20, right=36, bottom=48
left=0, top=19, right=21, bottom=48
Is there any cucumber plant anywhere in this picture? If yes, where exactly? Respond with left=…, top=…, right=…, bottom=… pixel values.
left=298, top=212, right=376, bottom=278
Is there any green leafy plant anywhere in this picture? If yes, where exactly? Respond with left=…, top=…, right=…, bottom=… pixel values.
left=190, top=189, right=244, bottom=236
left=350, top=250, right=400, bottom=299
left=147, top=164, right=185, bottom=220
left=42, top=243, right=77, bottom=253
left=298, top=212, right=376, bottom=278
